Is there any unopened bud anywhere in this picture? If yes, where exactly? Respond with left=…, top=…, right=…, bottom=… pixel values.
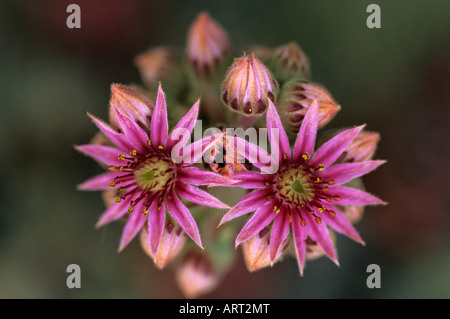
left=337, top=131, right=380, bottom=163
left=134, top=47, right=176, bottom=87
left=221, top=53, right=278, bottom=116
left=278, top=80, right=340, bottom=133
left=140, top=219, right=187, bottom=269
left=267, top=41, right=311, bottom=83
left=176, top=250, right=219, bottom=299
left=186, top=12, right=231, bottom=77
left=242, top=226, right=289, bottom=272
left=339, top=205, right=365, bottom=224
left=109, top=84, right=153, bottom=132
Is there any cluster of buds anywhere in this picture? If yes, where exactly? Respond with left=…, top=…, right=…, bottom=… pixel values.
left=76, top=11, right=385, bottom=298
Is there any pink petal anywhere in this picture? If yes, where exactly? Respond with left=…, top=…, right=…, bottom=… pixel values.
left=150, top=84, right=169, bottom=148
left=118, top=201, right=147, bottom=251
left=77, top=172, right=117, bottom=191
left=174, top=135, right=219, bottom=166
left=321, top=203, right=365, bottom=245
left=305, top=213, right=339, bottom=265
left=112, top=106, right=149, bottom=154
left=96, top=196, right=132, bottom=228
left=267, top=100, right=291, bottom=164
left=146, top=196, right=166, bottom=258
left=269, top=206, right=291, bottom=261
left=166, top=191, right=202, bottom=248
left=75, top=144, right=124, bottom=167
left=231, top=171, right=272, bottom=189
left=330, top=186, right=386, bottom=206
left=235, top=199, right=277, bottom=247
left=293, top=99, right=318, bottom=162
left=318, top=160, right=386, bottom=185
left=219, top=188, right=273, bottom=226
left=167, top=99, right=200, bottom=150
left=176, top=181, right=230, bottom=209
left=178, top=167, right=236, bottom=186
left=291, top=210, right=307, bottom=276
left=225, top=135, right=277, bottom=174
left=310, top=125, right=364, bottom=169
left=88, top=113, right=132, bottom=152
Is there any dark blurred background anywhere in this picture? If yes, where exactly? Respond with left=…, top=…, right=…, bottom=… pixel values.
left=0, top=0, right=449, bottom=298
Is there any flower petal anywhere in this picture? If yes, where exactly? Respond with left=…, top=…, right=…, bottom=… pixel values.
left=75, top=144, right=124, bottom=167
left=231, top=171, right=272, bottom=189
left=219, top=188, right=273, bottom=226
left=291, top=209, right=307, bottom=276
left=235, top=199, right=277, bottom=247
left=96, top=196, right=132, bottom=228
left=146, top=196, right=166, bottom=258
left=77, top=172, right=117, bottom=191
left=166, top=191, right=202, bottom=248
left=167, top=99, right=200, bottom=150
left=305, top=213, right=339, bottom=265
left=318, top=160, right=386, bottom=185
left=174, top=134, right=219, bottom=166
left=150, top=84, right=169, bottom=148
left=330, top=186, right=386, bottom=206
left=176, top=181, right=230, bottom=209
left=267, top=100, right=291, bottom=164
left=88, top=113, right=132, bottom=152
left=112, top=106, right=149, bottom=154
left=293, top=99, right=318, bottom=162
left=322, top=204, right=365, bottom=245
left=269, top=206, right=290, bottom=261
left=118, top=201, right=147, bottom=251
left=310, top=125, right=364, bottom=169
left=178, top=167, right=236, bottom=186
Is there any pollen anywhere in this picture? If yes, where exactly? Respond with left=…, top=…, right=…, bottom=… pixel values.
left=128, top=206, right=134, bottom=212
left=147, top=139, right=152, bottom=146
left=109, top=182, right=115, bottom=188
left=130, top=149, right=137, bottom=156
left=143, top=209, right=148, bottom=215
left=115, top=197, right=121, bottom=203
left=118, top=154, right=125, bottom=160
left=158, top=145, right=164, bottom=150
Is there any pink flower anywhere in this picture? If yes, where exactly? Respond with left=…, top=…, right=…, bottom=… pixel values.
left=76, top=84, right=231, bottom=253
left=220, top=99, right=386, bottom=274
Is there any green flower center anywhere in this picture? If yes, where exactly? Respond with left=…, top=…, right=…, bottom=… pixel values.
left=277, top=167, right=314, bottom=206
left=134, top=156, right=173, bottom=192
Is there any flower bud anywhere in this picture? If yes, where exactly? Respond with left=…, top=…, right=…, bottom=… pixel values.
left=278, top=79, right=340, bottom=133
left=186, top=12, right=231, bottom=77
left=109, top=84, right=153, bottom=132
left=134, top=47, right=176, bottom=87
left=337, top=131, right=380, bottom=163
left=140, top=219, right=187, bottom=269
left=305, top=230, right=336, bottom=261
left=242, top=226, right=289, bottom=272
left=267, top=41, right=311, bottom=83
left=339, top=205, right=365, bottom=224
left=221, top=53, right=278, bottom=116
left=176, top=250, right=219, bottom=298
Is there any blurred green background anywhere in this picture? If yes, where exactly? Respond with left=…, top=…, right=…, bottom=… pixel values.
left=1, top=0, right=449, bottom=298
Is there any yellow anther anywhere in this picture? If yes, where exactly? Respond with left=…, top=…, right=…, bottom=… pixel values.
left=147, top=139, right=152, bottom=146
left=143, top=209, right=148, bottom=215
left=119, top=166, right=124, bottom=172
left=315, top=177, right=322, bottom=183
left=276, top=209, right=280, bottom=214
left=318, top=206, right=324, bottom=213
left=158, top=145, right=164, bottom=150
left=128, top=206, right=134, bottom=212
left=109, top=182, right=115, bottom=188
left=118, top=154, right=125, bottom=160
left=273, top=206, right=278, bottom=212
left=130, top=149, right=137, bottom=156
left=115, top=197, right=121, bottom=203
left=302, top=152, right=310, bottom=160
left=318, top=164, right=324, bottom=171
left=265, top=182, right=270, bottom=186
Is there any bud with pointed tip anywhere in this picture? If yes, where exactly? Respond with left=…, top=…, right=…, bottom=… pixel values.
left=176, top=250, right=219, bottom=298
left=109, top=84, right=153, bottom=132
left=337, top=131, right=380, bottom=164
left=221, top=53, right=278, bottom=116
left=278, top=79, right=340, bottom=133
left=242, top=226, right=289, bottom=272
left=267, top=41, right=311, bottom=83
left=186, top=12, right=231, bottom=77
left=134, top=47, right=176, bottom=87
left=140, top=219, right=187, bottom=269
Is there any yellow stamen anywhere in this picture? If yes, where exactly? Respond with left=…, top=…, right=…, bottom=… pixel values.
left=158, top=145, right=164, bottom=150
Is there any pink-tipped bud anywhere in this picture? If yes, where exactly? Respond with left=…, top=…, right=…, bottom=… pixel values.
left=221, top=53, right=278, bottom=116
left=241, top=226, right=289, bottom=272
left=278, top=80, right=340, bottom=133
left=305, top=230, right=336, bottom=261
left=134, top=47, right=176, bottom=87
left=176, top=250, right=219, bottom=299
left=337, top=131, right=380, bottom=163
left=140, top=219, right=187, bottom=269
left=186, top=12, right=231, bottom=76
left=109, top=84, right=153, bottom=132
left=267, top=41, right=311, bottom=82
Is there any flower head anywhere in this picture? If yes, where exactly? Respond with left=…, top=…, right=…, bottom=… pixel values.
left=186, top=12, right=231, bottom=77
left=221, top=53, right=278, bottom=116
left=76, top=84, right=231, bottom=253
left=220, top=99, right=386, bottom=274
